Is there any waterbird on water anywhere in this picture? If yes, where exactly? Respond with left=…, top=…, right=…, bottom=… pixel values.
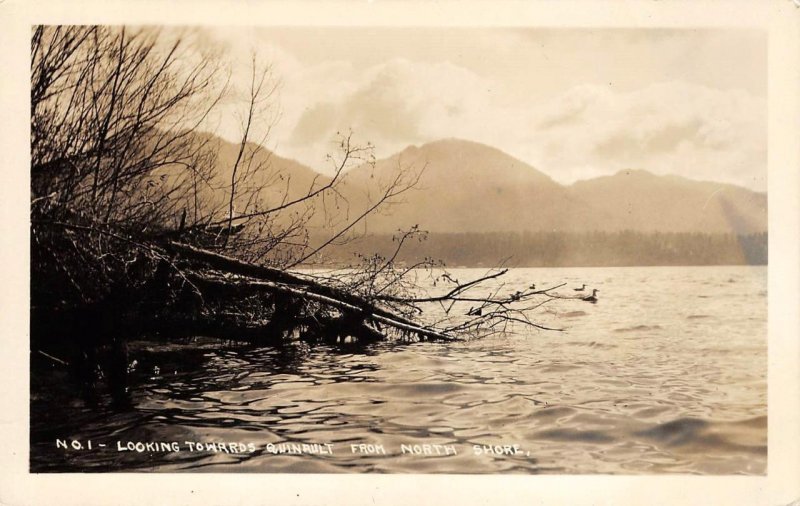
left=574, top=284, right=587, bottom=291
left=581, top=289, right=599, bottom=303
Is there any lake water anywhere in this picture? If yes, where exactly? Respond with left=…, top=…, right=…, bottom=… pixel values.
left=30, top=265, right=767, bottom=474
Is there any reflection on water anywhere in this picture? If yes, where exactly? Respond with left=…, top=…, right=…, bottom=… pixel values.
left=30, top=266, right=767, bottom=474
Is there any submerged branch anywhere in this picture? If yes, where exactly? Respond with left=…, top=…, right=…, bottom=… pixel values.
left=189, top=272, right=459, bottom=342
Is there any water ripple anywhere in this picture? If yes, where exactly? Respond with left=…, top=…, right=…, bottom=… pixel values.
left=30, top=266, right=767, bottom=474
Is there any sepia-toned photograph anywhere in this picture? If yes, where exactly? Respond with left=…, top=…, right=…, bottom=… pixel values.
left=26, top=23, right=772, bottom=476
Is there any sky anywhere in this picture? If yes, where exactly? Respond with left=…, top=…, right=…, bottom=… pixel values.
left=196, top=27, right=767, bottom=191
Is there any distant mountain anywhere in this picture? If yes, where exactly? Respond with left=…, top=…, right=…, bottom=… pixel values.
left=344, top=138, right=606, bottom=233
left=177, top=133, right=766, bottom=236
left=343, top=139, right=767, bottom=235
left=206, top=133, right=331, bottom=205
left=171, top=132, right=332, bottom=227
left=569, top=169, right=767, bottom=234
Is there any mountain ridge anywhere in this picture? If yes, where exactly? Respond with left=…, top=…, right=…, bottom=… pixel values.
left=196, top=132, right=767, bottom=235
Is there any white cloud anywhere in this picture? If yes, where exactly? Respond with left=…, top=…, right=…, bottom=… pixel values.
left=273, top=58, right=498, bottom=169
left=526, top=82, right=766, bottom=190
left=197, top=30, right=767, bottom=191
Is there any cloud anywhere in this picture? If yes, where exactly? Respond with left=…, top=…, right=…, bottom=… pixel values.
left=280, top=58, right=498, bottom=168
left=201, top=33, right=766, bottom=191
left=527, top=82, right=766, bottom=189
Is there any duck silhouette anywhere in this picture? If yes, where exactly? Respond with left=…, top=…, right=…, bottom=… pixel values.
left=574, top=284, right=587, bottom=292
left=581, top=289, right=599, bottom=303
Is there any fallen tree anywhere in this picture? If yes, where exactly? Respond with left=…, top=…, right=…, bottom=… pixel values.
left=31, top=217, right=565, bottom=408
left=29, top=26, right=566, bottom=409
left=33, top=219, right=564, bottom=346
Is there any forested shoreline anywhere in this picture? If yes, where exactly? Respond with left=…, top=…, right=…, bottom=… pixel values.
left=319, top=231, right=768, bottom=268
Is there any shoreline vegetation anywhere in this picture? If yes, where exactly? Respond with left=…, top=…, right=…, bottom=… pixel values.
left=30, top=26, right=572, bottom=409
left=316, top=231, right=767, bottom=268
